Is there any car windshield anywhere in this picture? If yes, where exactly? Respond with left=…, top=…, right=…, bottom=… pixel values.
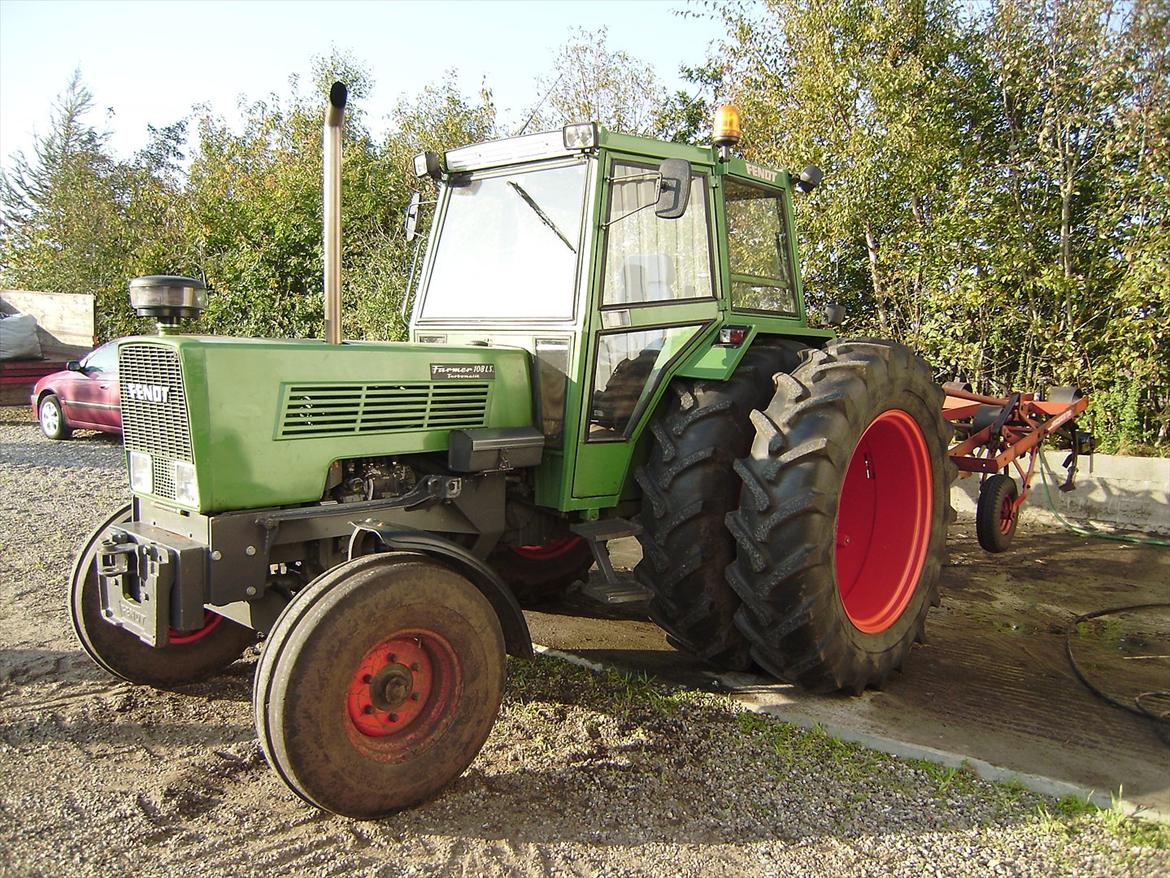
left=420, top=161, right=588, bottom=320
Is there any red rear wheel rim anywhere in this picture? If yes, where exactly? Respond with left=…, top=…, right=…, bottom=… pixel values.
left=511, top=536, right=583, bottom=561
left=346, top=629, right=461, bottom=760
left=168, top=611, right=223, bottom=645
left=835, top=409, right=933, bottom=634
left=999, top=492, right=1016, bottom=534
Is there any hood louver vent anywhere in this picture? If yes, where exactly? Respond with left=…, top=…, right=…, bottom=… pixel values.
left=278, top=381, right=490, bottom=439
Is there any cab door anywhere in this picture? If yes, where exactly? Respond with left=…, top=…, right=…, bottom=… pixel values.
left=571, top=155, right=719, bottom=501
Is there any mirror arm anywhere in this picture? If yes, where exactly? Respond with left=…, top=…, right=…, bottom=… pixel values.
left=600, top=177, right=664, bottom=229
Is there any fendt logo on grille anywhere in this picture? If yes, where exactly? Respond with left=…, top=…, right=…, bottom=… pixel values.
left=124, top=382, right=170, bottom=403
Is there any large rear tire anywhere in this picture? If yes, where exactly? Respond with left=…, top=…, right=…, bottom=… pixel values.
left=254, top=553, right=505, bottom=819
left=635, top=342, right=808, bottom=670
left=70, top=504, right=256, bottom=689
left=726, top=339, right=956, bottom=692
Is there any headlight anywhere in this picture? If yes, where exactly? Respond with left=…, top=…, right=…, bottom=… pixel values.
left=173, top=460, right=199, bottom=507
left=128, top=451, right=152, bottom=494
left=563, top=122, right=598, bottom=150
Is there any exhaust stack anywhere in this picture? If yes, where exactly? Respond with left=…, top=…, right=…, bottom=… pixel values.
left=323, top=81, right=347, bottom=345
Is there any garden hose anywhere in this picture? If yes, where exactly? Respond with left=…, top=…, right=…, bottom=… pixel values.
left=1030, top=455, right=1170, bottom=739
left=1064, top=604, right=1170, bottom=746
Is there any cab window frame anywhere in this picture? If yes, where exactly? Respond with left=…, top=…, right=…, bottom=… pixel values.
left=598, top=157, right=717, bottom=311
left=723, top=176, right=799, bottom=318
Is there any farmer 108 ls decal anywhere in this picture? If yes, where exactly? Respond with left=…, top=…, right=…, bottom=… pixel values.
left=71, top=83, right=961, bottom=818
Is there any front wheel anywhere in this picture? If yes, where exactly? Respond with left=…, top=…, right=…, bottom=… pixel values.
left=39, top=395, right=71, bottom=440
left=976, top=474, right=1019, bottom=553
left=488, top=536, right=594, bottom=606
left=70, top=504, right=256, bottom=688
left=726, top=339, right=957, bottom=693
left=254, top=553, right=506, bottom=819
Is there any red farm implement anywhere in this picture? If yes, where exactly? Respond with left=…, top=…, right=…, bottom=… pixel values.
left=943, top=384, right=1093, bottom=552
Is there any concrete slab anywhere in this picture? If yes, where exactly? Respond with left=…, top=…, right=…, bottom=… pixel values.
left=954, top=451, right=1170, bottom=536
left=524, top=522, right=1170, bottom=818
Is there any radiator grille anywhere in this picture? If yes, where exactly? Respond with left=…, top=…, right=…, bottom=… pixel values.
left=119, top=344, right=192, bottom=501
left=278, top=382, right=490, bottom=438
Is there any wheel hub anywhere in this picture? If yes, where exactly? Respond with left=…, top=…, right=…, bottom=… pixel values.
left=369, top=662, right=414, bottom=711
left=346, top=630, right=459, bottom=742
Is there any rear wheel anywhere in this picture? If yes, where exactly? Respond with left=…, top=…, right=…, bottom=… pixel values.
left=254, top=553, right=505, bottom=819
left=976, top=474, right=1019, bottom=553
left=488, top=536, right=594, bottom=605
left=726, top=339, right=956, bottom=692
left=635, top=342, right=808, bottom=670
left=39, top=394, right=71, bottom=440
left=70, top=504, right=256, bottom=688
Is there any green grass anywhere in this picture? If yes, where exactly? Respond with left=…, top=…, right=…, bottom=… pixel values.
left=507, top=652, right=1170, bottom=854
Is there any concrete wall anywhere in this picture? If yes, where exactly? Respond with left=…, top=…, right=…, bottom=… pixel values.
left=953, top=451, right=1170, bottom=535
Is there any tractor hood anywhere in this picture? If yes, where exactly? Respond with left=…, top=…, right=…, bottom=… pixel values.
left=115, top=334, right=534, bottom=513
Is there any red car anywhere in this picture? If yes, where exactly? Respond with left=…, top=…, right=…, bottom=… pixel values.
left=31, top=341, right=121, bottom=439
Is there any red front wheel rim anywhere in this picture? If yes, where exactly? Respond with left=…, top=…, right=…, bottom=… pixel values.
left=836, top=409, right=933, bottom=634
left=511, top=536, right=583, bottom=561
left=346, top=629, right=462, bottom=759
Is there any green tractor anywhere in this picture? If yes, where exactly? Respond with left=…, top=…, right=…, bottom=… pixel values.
left=71, top=84, right=954, bottom=818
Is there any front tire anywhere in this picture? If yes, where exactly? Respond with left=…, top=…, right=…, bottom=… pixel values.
left=726, top=339, right=956, bottom=693
left=488, top=536, right=594, bottom=606
left=254, top=553, right=506, bottom=819
left=39, top=394, right=71, bottom=440
left=634, top=342, right=808, bottom=670
left=70, top=504, right=256, bottom=689
left=976, top=474, right=1019, bottom=553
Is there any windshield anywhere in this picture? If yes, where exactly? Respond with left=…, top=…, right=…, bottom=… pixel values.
left=420, top=161, right=588, bottom=320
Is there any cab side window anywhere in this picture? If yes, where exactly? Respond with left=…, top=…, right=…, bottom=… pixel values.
left=724, top=179, right=797, bottom=315
left=601, top=162, right=713, bottom=307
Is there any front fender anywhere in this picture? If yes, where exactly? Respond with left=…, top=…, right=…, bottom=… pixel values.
left=348, top=523, right=533, bottom=658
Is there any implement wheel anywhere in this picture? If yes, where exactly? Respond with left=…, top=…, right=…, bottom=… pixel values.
left=976, top=474, right=1019, bottom=553
left=69, top=504, right=256, bottom=689
left=254, top=553, right=505, bottom=819
left=488, top=536, right=593, bottom=606
left=635, top=341, right=808, bottom=670
left=726, top=339, right=956, bottom=693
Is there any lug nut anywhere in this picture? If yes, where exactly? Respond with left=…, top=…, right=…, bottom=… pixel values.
left=410, top=662, right=420, bottom=671
left=362, top=705, right=373, bottom=714
left=410, top=692, right=420, bottom=701
left=389, top=713, right=398, bottom=722
left=363, top=674, right=372, bottom=684
left=389, top=653, right=397, bottom=662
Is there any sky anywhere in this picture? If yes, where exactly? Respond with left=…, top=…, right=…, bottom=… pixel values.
left=0, top=0, right=727, bottom=172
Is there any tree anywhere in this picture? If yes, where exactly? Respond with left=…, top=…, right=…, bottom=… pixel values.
left=524, top=27, right=668, bottom=136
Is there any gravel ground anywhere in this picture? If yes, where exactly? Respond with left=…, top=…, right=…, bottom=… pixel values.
left=1, top=405, right=1166, bottom=878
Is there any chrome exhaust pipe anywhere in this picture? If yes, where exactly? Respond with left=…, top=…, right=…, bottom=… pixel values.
left=323, top=81, right=347, bottom=345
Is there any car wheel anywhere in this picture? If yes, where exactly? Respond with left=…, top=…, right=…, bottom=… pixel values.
left=38, top=395, right=72, bottom=440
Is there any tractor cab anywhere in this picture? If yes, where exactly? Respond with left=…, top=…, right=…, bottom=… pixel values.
left=407, top=117, right=829, bottom=513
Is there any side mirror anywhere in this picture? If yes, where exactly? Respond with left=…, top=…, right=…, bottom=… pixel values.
left=822, top=302, right=846, bottom=326
left=795, top=164, right=824, bottom=194
left=405, top=192, right=421, bottom=242
left=655, top=159, right=691, bottom=219
left=67, top=360, right=82, bottom=372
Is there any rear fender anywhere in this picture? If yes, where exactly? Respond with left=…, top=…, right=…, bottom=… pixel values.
left=674, top=328, right=832, bottom=382
left=348, top=523, right=533, bottom=658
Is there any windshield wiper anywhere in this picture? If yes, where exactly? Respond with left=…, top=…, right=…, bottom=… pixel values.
left=508, top=181, right=576, bottom=253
